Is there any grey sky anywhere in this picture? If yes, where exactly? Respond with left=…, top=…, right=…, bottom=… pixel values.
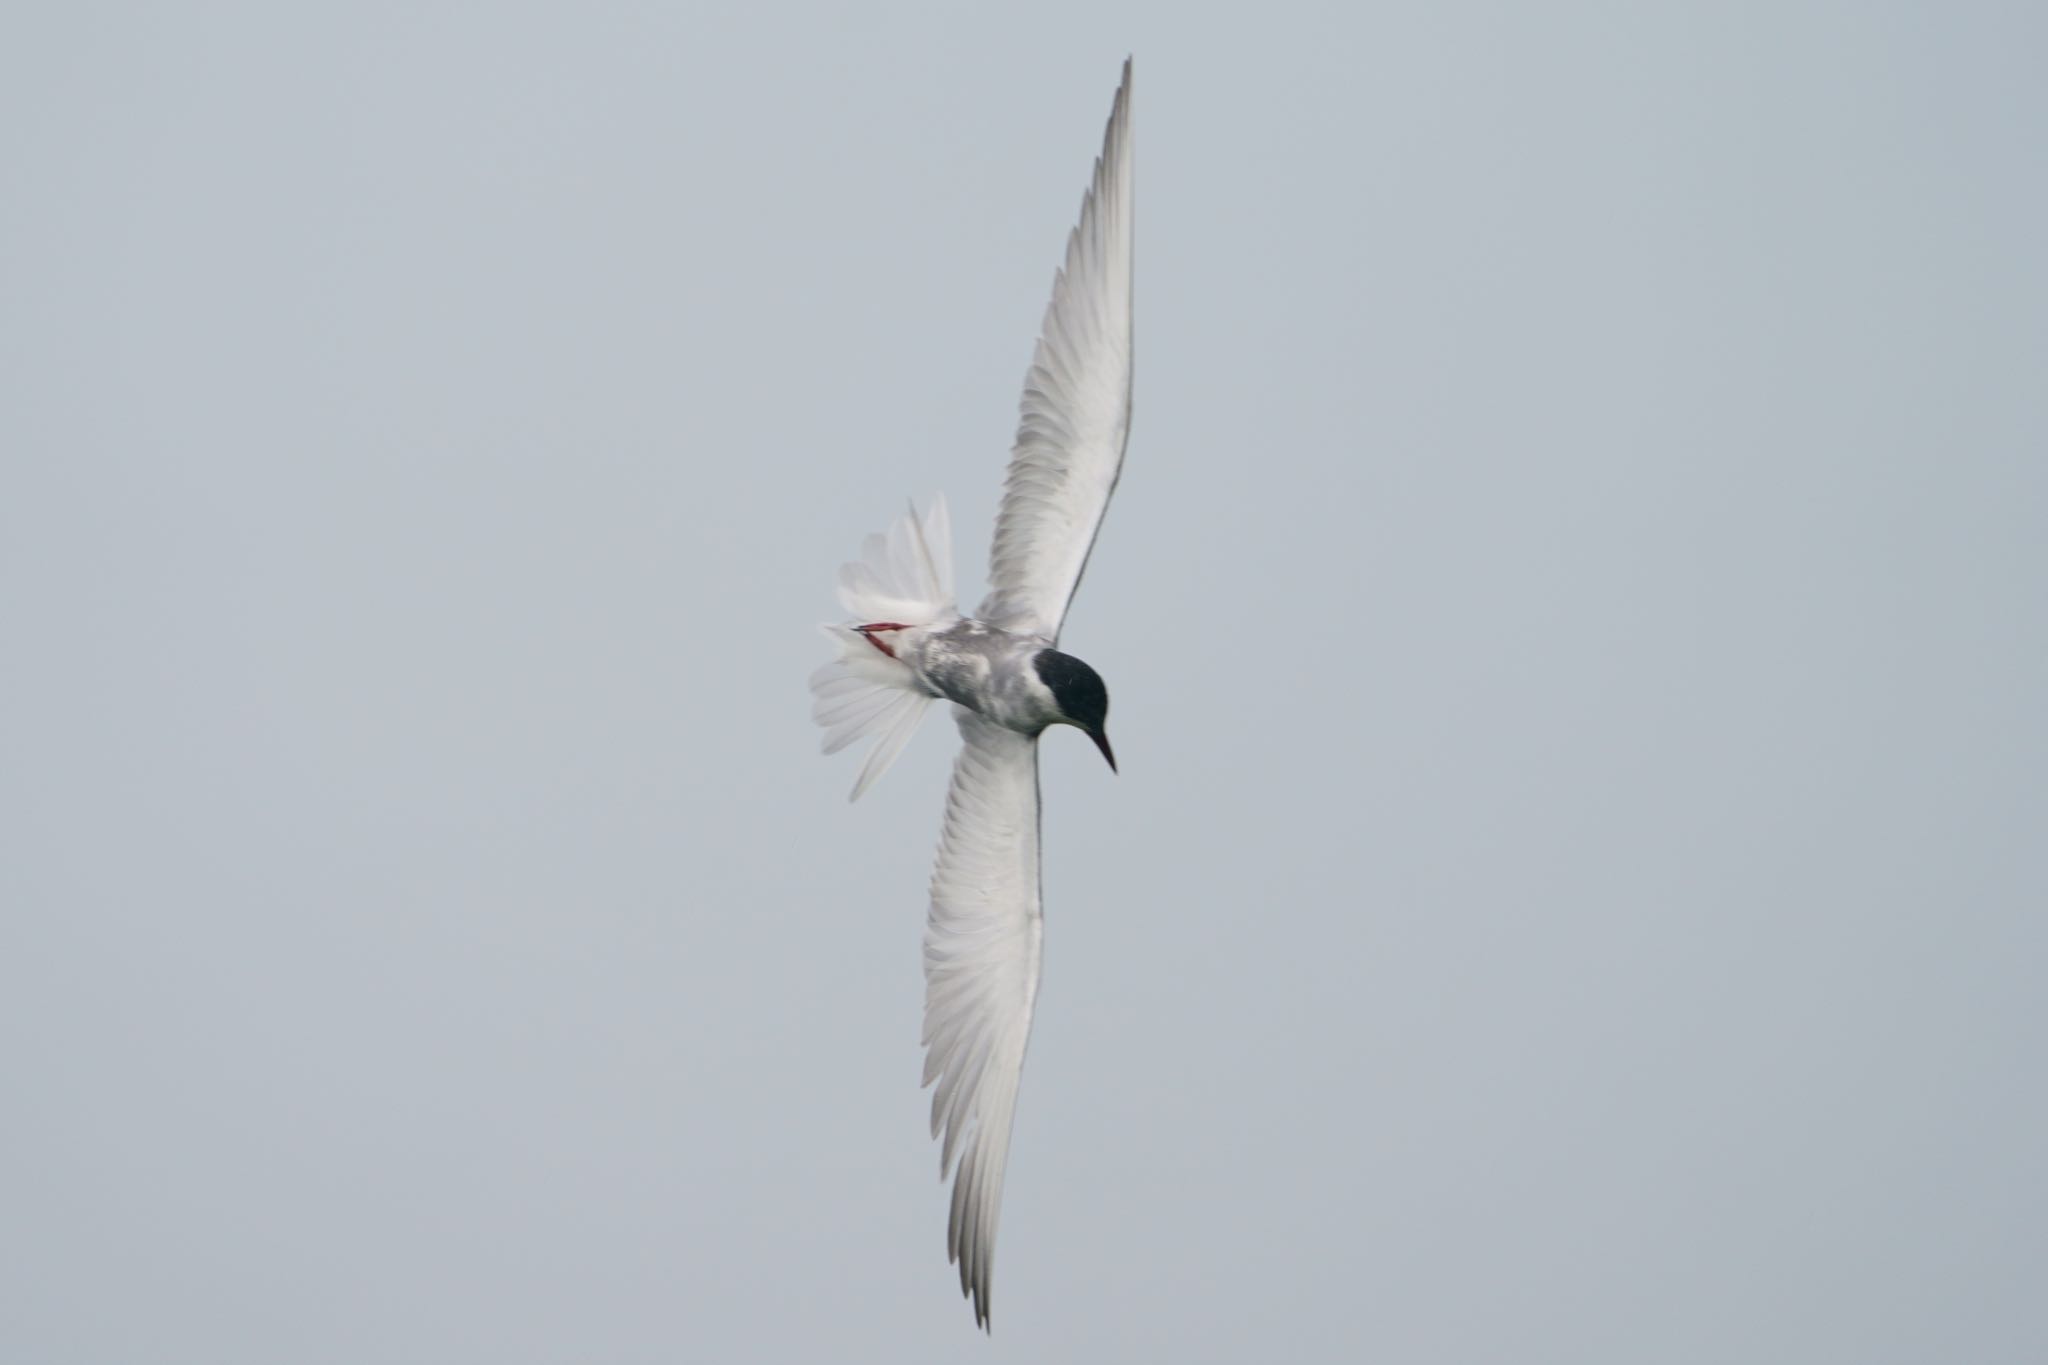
left=4, top=3, right=2044, bottom=1360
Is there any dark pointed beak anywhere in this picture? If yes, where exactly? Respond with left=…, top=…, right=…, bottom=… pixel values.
left=1089, top=728, right=1117, bottom=773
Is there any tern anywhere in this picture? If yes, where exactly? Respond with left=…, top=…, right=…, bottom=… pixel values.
left=808, top=61, right=1134, bottom=1328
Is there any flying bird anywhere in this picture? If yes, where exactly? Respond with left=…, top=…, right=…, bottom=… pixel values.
left=809, top=60, right=1134, bottom=1329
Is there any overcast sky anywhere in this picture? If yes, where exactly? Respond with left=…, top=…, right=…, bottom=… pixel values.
left=4, top=3, right=2044, bottom=1361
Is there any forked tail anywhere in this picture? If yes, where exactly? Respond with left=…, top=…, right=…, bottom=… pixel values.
left=809, top=497, right=956, bottom=801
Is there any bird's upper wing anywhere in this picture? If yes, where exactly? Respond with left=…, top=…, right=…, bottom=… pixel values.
left=979, top=60, right=1134, bottom=642
left=921, top=708, right=1044, bottom=1329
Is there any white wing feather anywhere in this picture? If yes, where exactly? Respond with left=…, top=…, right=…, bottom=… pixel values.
left=921, top=709, right=1043, bottom=1329
left=979, top=59, right=1134, bottom=640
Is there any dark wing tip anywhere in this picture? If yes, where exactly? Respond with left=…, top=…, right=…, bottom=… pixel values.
left=972, top=1267, right=993, bottom=1331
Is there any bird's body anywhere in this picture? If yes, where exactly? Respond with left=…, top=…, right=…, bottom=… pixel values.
left=897, top=619, right=1050, bottom=722
left=861, top=618, right=1101, bottom=749
left=809, top=60, right=1134, bottom=1330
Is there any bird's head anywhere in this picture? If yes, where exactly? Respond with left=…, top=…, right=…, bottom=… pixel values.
left=1032, top=649, right=1116, bottom=772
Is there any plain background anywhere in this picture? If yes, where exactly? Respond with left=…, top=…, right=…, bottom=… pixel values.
left=4, top=3, right=2044, bottom=1360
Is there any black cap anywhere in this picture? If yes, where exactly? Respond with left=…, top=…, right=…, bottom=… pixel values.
left=1033, top=650, right=1115, bottom=771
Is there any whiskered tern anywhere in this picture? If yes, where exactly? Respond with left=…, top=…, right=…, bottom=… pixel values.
left=809, top=60, right=1134, bottom=1329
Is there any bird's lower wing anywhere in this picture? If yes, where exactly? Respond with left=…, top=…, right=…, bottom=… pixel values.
left=921, top=709, right=1044, bottom=1329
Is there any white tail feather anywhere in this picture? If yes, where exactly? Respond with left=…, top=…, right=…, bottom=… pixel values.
left=836, top=495, right=954, bottom=624
left=811, top=498, right=956, bottom=800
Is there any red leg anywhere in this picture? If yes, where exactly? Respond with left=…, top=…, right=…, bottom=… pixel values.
left=854, top=622, right=912, bottom=659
